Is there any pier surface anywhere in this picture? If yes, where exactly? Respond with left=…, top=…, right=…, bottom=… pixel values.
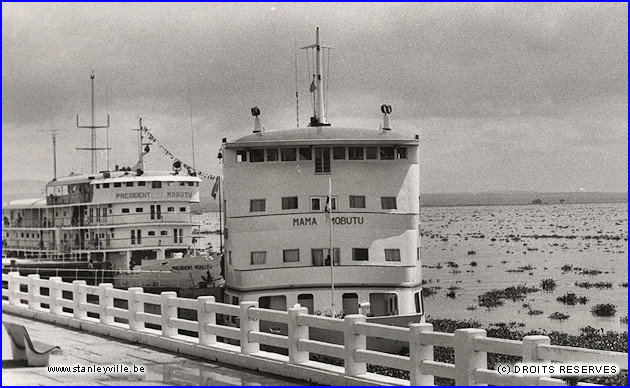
left=2, top=314, right=306, bottom=386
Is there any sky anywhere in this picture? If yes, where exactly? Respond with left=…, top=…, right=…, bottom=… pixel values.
left=2, top=3, right=628, bottom=194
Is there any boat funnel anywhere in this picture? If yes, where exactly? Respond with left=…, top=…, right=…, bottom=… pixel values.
left=380, top=104, right=392, bottom=130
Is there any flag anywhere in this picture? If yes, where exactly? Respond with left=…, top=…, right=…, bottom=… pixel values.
left=309, top=80, right=317, bottom=93
left=324, top=177, right=332, bottom=218
left=211, top=177, right=221, bottom=199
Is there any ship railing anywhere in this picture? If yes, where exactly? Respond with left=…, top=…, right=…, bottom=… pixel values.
left=2, top=272, right=626, bottom=386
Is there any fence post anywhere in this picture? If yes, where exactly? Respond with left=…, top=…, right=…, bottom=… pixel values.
left=8, top=272, right=20, bottom=306
left=409, top=322, right=435, bottom=385
left=73, top=280, right=88, bottom=319
left=128, top=287, right=144, bottom=331
left=344, top=314, right=367, bottom=376
left=98, top=283, right=114, bottom=325
left=197, top=296, right=216, bottom=346
left=454, top=328, right=487, bottom=385
left=239, top=301, right=259, bottom=355
left=523, top=335, right=551, bottom=384
left=288, top=304, right=309, bottom=364
left=27, top=274, right=40, bottom=311
left=48, top=277, right=63, bottom=315
left=161, top=291, right=178, bottom=337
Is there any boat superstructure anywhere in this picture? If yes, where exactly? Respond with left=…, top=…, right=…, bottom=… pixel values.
left=220, top=28, right=423, bottom=320
left=2, top=74, right=205, bottom=272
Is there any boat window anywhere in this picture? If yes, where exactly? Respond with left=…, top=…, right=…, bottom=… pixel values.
left=251, top=251, right=267, bottom=265
left=236, top=150, right=247, bottom=162
left=135, top=208, right=143, bottom=213
left=250, top=149, right=264, bottom=162
left=417, top=247, right=420, bottom=261
left=161, top=231, right=168, bottom=236
left=114, top=182, right=122, bottom=188
left=148, top=231, right=155, bottom=236
left=152, top=181, right=162, bottom=189
left=122, top=208, right=130, bottom=214
left=299, top=147, right=312, bottom=161
left=126, top=182, right=134, bottom=187
left=95, top=184, right=100, bottom=189
left=366, top=147, right=378, bottom=159
left=266, top=148, right=278, bottom=161
left=103, top=183, right=110, bottom=188
left=314, top=147, right=331, bottom=173
left=385, top=249, right=401, bottom=262
left=281, top=148, right=297, bottom=161
left=352, top=248, right=369, bottom=261
left=281, top=196, right=298, bottom=210
left=250, top=199, right=266, bottom=212
left=381, top=197, right=397, bottom=210
left=138, top=181, right=146, bottom=187
left=283, top=249, right=300, bottom=263
left=349, top=195, right=366, bottom=209
left=311, top=197, right=321, bottom=211
left=130, top=230, right=136, bottom=245
left=312, top=248, right=340, bottom=266
left=333, top=147, right=346, bottom=160
left=179, top=181, right=186, bottom=186
left=396, top=147, right=407, bottom=159
left=137, top=229, right=142, bottom=244
left=188, top=182, right=194, bottom=186
left=179, top=207, right=186, bottom=212
left=380, top=147, right=395, bottom=160
left=297, top=294, right=314, bottom=314
left=167, top=181, right=175, bottom=186
left=415, top=292, right=422, bottom=313
left=167, top=207, right=175, bottom=212
left=348, top=147, right=364, bottom=160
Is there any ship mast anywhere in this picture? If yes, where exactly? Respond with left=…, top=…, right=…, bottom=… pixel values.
left=302, top=27, right=332, bottom=127
left=77, top=71, right=110, bottom=173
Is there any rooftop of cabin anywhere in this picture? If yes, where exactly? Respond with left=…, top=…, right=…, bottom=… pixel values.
left=225, top=127, right=419, bottom=148
left=2, top=198, right=46, bottom=209
left=46, top=170, right=202, bottom=187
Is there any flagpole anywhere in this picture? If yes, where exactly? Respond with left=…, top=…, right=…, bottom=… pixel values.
left=218, top=177, right=224, bottom=256
left=328, top=177, right=335, bottom=317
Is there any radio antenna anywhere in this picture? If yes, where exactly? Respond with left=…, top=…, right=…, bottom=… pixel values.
left=76, top=71, right=110, bottom=173
left=294, top=35, right=300, bottom=128
left=187, top=83, right=197, bottom=170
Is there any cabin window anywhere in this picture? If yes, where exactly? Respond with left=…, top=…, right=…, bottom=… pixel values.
left=130, top=230, right=136, bottom=245
left=114, top=182, right=122, bottom=188
left=189, top=182, right=195, bottom=187
left=312, top=248, right=340, bottom=266
left=366, top=147, right=378, bottom=159
left=95, top=184, right=100, bottom=189
left=283, top=249, right=300, bottom=263
left=236, top=150, right=247, bottom=162
left=297, top=294, right=314, bottom=314
left=396, top=147, right=407, bottom=159
left=333, top=147, right=346, bottom=160
left=348, top=147, right=364, bottom=160
left=138, top=181, right=146, bottom=186
left=281, top=196, right=298, bottom=210
left=179, top=207, right=186, bottom=212
left=266, top=148, right=278, bottom=161
left=314, top=147, right=331, bottom=173
left=135, top=207, right=143, bottom=213
left=102, top=183, right=110, bottom=188
left=167, top=207, right=175, bottom=212
left=136, top=229, right=141, bottom=244
left=385, top=249, right=401, bottom=262
left=381, top=197, right=397, bottom=210
left=148, top=231, right=155, bottom=236
left=179, top=181, right=186, bottom=186
left=161, top=231, right=168, bottom=236
left=281, top=148, right=297, bottom=161
left=152, top=181, right=162, bottom=189
left=299, top=147, right=312, bottom=160
left=417, top=247, right=420, bottom=261
left=251, top=251, right=267, bottom=265
left=167, top=181, right=175, bottom=186
left=415, top=292, right=422, bottom=313
left=352, top=248, right=369, bottom=261
left=250, top=199, right=266, bottom=212
left=122, top=208, right=130, bottom=214
left=311, top=197, right=321, bottom=211
left=126, top=182, right=134, bottom=187
left=349, top=195, right=366, bottom=208
left=250, top=149, right=264, bottom=162
left=380, top=147, right=395, bottom=160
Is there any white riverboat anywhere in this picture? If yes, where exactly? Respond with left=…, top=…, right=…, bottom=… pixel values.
left=2, top=73, right=221, bottom=289
left=220, top=28, right=424, bottom=323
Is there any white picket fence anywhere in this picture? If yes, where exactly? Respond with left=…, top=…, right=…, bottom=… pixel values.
left=2, top=273, right=627, bottom=386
